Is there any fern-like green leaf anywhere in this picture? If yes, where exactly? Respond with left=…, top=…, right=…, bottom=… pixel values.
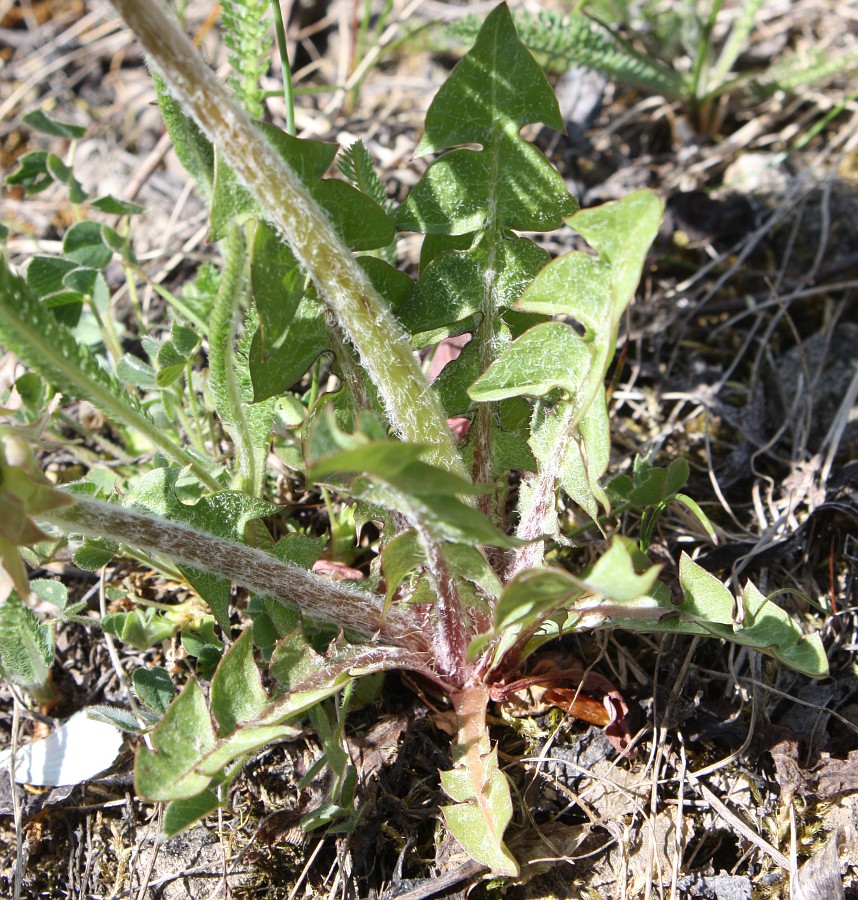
left=448, top=8, right=685, bottom=100
left=752, top=46, right=858, bottom=95
left=338, top=140, right=390, bottom=212
left=0, top=259, right=219, bottom=491
left=220, top=0, right=272, bottom=119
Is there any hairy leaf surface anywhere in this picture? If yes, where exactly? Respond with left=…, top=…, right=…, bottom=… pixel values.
left=126, top=469, right=276, bottom=628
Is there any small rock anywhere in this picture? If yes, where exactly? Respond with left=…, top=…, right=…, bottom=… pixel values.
left=722, top=152, right=790, bottom=196
left=676, top=871, right=753, bottom=899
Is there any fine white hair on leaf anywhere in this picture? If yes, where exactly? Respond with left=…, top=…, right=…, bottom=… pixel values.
left=42, top=494, right=427, bottom=648
left=110, top=0, right=467, bottom=479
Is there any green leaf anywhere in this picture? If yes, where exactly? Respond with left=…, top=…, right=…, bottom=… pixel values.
left=413, top=493, right=521, bottom=547
left=306, top=413, right=519, bottom=548
left=249, top=222, right=304, bottom=348
left=116, top=354, right=158, bottom=388
left=530, top=392, right=610, bottom=524
left=100, top=225, right=137, bottom=264
left=498, top=191, right=663, bottom=531
left=268, top=629, right=326, bottom=692
left=45, top=154, right=87, bottom=203
left=209, top=149, right=256, bottom=241
left=736, top=582, right=828, bottom=677
left=610, top=457, right=691, bottom=508
left=73, top=540, right=117, bottom=571
left=26, top=256, right=77, bottom=298
left=260, top=126, right=394, bottom=250
left=477, top=538, right=660, bottom=660
left=311, top=448, right=479, bottom=497
left=273, top=533, right=326, bottom=569
left=28, top=578, right=68, bottom=610
left=356, top=257, right=414, bottom=313
left=398, top=238, right=548, bottom=337
left=163, top=791, right=222, bottom=836
left=210, top=631, right=268, bottom=735
left=181, top=617, right=221, bottom=658
left=755, top=46, right=858, bottom=95
left=0, top=593, right=53, bottom=689
left=596, top=554, right=829, bottom=678
left=172, top=323, right=199, bottom=356
left=394, top=4, right=572, bottom=522
left=494, top=566, right=583, bottom=635
left=23, top=109, right=87, bottom=139
left=247, top=164, right=408, bottom=404
left=135, top=679, right=219, bottom=801
left=433, top=340, right=482, bottom=416
left=582, top=536, right=661, bottom=602
left=6, top=151, right=53, bottom=194
left=249, top=595, right=301, bottom=658
left=211, top=126, right=394, bottom=246
left=87, top=704, right=144, bottom=733
left=90, top=195, right=146, bottom=216
left=380, top=530, right=425, bottom=604
left=153, top=73, right=213, bottom=200
left=399, top=146, right=571, bottom=235
left=62, top=221, right=113, bottom=269
left=442, top=747, right=518, bottom=876
left=469, top=322, right=591, bottom=401
left=247, top=228, right=407, bottom=406
left=419, top=4, right=564, bottom=151
left=247, top=221, right=328, bottom=401
left=102, top=608, right=179, bottom=650
left=673, top=492, right=717, bottom=542
left=135, top=636, right=419, bottom=807
left=338, top=140, right=390, bottom=211
left=155, top=340, right=188, bottom=387
left=396, top=5, right=572, bottom=236
left=450, top=9, right=687, bottom=98
left=134, top=666, right=175, bottom=715
left=251, top=295, right=328, bottom=402
left=443, top=686, right=518, bottom=877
